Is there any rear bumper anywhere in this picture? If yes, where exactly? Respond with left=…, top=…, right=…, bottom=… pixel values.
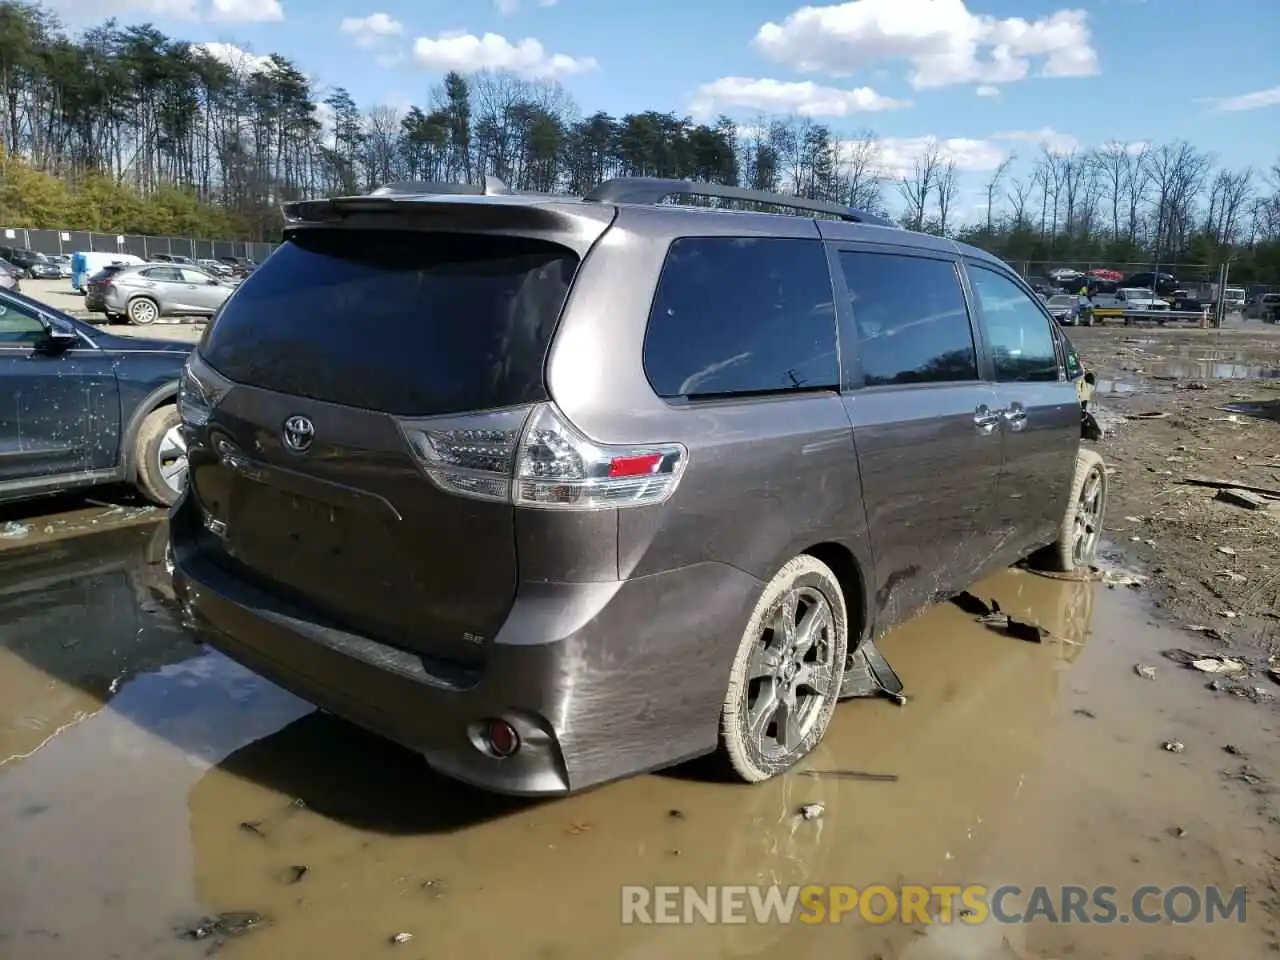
left=169, top=492, right=763, bottom=796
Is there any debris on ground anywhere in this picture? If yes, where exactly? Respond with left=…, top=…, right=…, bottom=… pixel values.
left=1190, top=655, right=1246, bottom=674
left=1129, top=411, right=1170, bottom=420
left=239, top=820, right=266, bottom=837
left=1134, top=664, right=1157, bottom=680
left=1184, top=625, right=1228, bottom=642
left=1215, top=487, right=1279, bottom=511
left=1162, top=740, right=1186, bottom=754
left=799, top=803, right=825, bottom=821
left=667, top=809, right=685, bottom=820
left=1182, top=474, right=1280, bottom=499
left=390, top=932, right=414, bottom=945
left=0, top=521, right=30, bottom=539
left=1206, top=679, right=1276, bottom=704
left=975, top=605, right=1054, bottom=644
left=798, top=770, right=899, bottom=782
left=1224, top=744, right=1247, bottom=757
left=1102, top=569, right=1146, bottom=589
left=1225, top=765, right=1265, bottom=787
left=1216, top=546, right=1237, bottom=557
left=951, top=590, right=996, bottom=616
left=178, top=912, right=268, bottom=941
left=1073, top=708, right=1097, bottom=718
left=286, top=865, right=308, bottom=884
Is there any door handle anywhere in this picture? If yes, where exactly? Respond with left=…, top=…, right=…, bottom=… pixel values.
left=974, top=404, right=1000, bottom=434
left=1002, top=402, right=1028, bottom=431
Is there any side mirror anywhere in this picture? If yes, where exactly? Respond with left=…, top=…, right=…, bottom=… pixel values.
left=37, top=327, right=79, bottom=352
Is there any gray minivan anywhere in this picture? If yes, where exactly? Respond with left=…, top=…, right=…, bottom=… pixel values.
left=170, top=177, right=1106, bottom=796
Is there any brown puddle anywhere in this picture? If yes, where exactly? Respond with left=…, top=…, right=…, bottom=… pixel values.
left=0, top=527, right=1277, bottom=959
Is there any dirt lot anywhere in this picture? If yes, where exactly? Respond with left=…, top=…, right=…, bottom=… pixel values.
left=1071, top=322, right=1280, bottom=667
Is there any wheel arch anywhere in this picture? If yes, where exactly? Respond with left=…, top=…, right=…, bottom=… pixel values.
left=121, top=381, right=179, bottom=481
left=799, top=541, right=870, bottom=650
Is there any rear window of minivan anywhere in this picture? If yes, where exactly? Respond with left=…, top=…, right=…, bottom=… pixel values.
left=199, top=230, right=578, bottom=416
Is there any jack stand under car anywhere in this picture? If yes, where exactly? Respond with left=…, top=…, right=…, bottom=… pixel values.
left=839, top=638, right=907, bottom=705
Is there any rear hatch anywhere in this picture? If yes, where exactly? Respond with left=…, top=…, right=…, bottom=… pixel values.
left=191, top=222, right=593, bottom=669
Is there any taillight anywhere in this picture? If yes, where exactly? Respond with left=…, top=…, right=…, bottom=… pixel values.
left=398, top=403, right=687, bottom=511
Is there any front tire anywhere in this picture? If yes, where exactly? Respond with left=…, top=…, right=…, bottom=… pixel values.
left=1041, top=449, right=1108, bottom=573
left=719, top=555, right=849, bottom=783
left=133, top=406, right=187, bottom=506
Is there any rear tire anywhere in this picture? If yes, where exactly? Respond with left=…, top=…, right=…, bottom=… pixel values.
left=133, top=406, right=187, bottom=507
left=127, top=296, right=159, bottom=325
left=1039, top=449, right=1107, bottom=573
left=719, top=555, right=849, bottom=783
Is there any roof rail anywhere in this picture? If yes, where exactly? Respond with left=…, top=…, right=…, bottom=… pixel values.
left=583, top=177, right=897, bottom=227
left=368, top=176, right=510, bottom=197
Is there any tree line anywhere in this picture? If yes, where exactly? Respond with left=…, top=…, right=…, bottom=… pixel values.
left=0, top=1, right=1277, bottom=281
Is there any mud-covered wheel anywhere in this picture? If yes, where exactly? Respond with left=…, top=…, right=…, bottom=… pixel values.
left=719, top=555, right=849, bottom=783
left=1041, top=448, right=1108, bottom=573
left=133, top=405, right=187, bottom=506
left=128, top=296, right=159, bottom=325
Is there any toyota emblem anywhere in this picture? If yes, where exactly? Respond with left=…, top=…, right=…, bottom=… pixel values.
left=281, top=415, right=315, bottom=453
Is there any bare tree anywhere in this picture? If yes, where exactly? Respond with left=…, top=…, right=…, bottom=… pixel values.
left=1123, top=144, right=1152, bottom=243
left=898, top=138, right=942, bottom=231
left=1144, top=141, right=1211, bottom=260
left=1007, top=175, right=1034, bottom=227
left=935, top=158, right=959, bottom=235
left=840, top=130, right=884, bottom=213
left=1032, top=147, right=1063, bottom=240
left=983, top=154, right=1015, bottom=231
left=1204, top=168, right=1254, bottom=244
left=1093, top=141, right=1129, bottom=239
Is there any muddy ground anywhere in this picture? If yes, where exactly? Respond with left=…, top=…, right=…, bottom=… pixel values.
left=0, top=321, right=1278, bottom=959
left=1071, top=322, right=1280, bottom=664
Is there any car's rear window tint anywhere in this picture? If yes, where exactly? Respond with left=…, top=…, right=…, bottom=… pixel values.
left=199, top=230, right=578, bottom=416
left=643, top=237, right=838, bottom=399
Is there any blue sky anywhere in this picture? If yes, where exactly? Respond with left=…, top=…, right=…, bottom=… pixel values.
left=54, top=0, right=1280, bottom=213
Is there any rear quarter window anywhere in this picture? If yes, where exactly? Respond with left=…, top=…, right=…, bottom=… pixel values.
left=199, top=230, right=579, bottom=416
left=642, top=237, right=838, bottom=399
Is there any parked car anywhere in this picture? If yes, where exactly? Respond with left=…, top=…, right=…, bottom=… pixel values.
left=0, top=259, right=22, bottom=293
left=1045, top=293, right=1092, bottom=326
left=1121, top=272, right=1178, bottom=295
left=197, top=258, right=234, bottom=278
left=0, top=245, right=62, bottom=279
left=149, top=254, right=197, bottom=266
left=1244, top=293, right=1280, bottom=323
left=170, top=177, right=1106, bottom=797
left=87, top=263, right=235, bottom=325
left=0, top=287, right=192, bottom=506
left=49, top=254, right=73, bottom=278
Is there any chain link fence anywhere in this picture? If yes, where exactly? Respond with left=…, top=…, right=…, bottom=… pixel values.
left=1, top=226, right=277, bottom=263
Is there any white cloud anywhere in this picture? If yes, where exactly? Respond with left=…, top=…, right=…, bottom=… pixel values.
left=340, top=12, right=404, bottom=48
left=690, top=77, right=911, bottom=118
left=872, top=135, right=1008, bottom=179
left=41, top=0, right=277, bottom=20
left=192, top=41, right=276, bottom=73
left=864, top=126, right=1079, bottom=180
left=496, top=0, right=558, bottom=12
left=975, top=84, right=999, bottom=96
left=1202, top=85, right=1280, bottom=112
left=208, top=0, right=282, bottom=22
left=992, top=126, right=1080, bottom=154
left=754, top=0, right=1099, bottom=90
left=411, top=31, right=598, bottom=80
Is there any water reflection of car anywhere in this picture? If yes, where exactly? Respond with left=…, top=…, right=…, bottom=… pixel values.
left=1045, top=294, right=1091, bottom=326
left=0, top=288, right=192, bottom=506
left=0, top=523, right=189, bottom=769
